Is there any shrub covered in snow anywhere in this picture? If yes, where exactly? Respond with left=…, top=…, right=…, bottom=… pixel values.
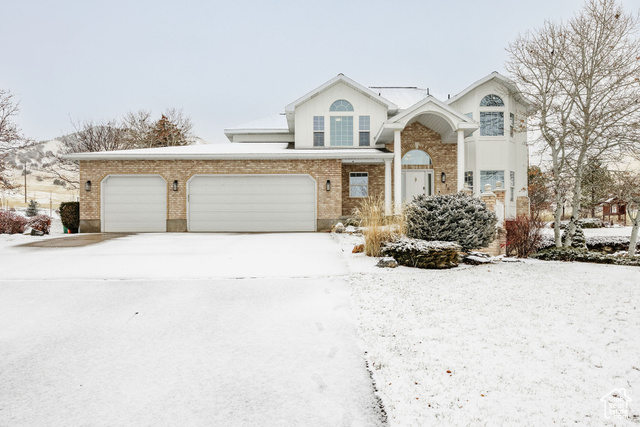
left=505, top=215, right=545, bottom=257
left=25, top=199, right=39, bottom=217
left=60, top=201, right=79, bottom=232
left=382, top=237, right=461, bottom=269
left=27, top=215, right=51, bottom=234
left=405, top=193, right=497, bottom=252
left=538, top=234, right=639, bottom=253
left=0, top=211, right=28, bottom=234
left=532, top=247, right=640, bottom=266
left=562, top=224, right=586, bottom=249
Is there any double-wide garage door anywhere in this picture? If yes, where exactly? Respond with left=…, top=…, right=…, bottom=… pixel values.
left=188, top=175, right=316, bottom=232
left=102, top=175, right=167, bottom=232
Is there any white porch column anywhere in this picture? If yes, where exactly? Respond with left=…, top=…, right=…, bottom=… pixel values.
left=384, top=158, right=392, bottom=215
left=393, top=130, right=402, bottom=213
left=457, top=129, right=465, bottom=192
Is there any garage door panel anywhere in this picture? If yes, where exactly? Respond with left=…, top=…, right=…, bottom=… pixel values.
left=103, top=176, right=166, bottom=232
left=188, top=175, right=316, bottom=232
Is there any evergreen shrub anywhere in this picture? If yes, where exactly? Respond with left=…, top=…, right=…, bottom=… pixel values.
left=405, top=192, right=497, bottom=252
left=60, top=201, right=80, bottom=232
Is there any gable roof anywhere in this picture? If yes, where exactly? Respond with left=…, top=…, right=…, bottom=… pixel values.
left=224, top=114, right=290, bottom=138
left=285, top=74, right=399, bottom=114
left=446, top=71, right=532, bottom=108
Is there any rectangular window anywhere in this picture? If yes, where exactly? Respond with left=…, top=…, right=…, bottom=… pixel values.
left=510, top=113, right=515, bottom=138
left=313, top=116, right=324, bottom=147
left=359, top=116, right=370, bottom=146
left=480, top=170, right=505, bottom=192
left=464, top=171, right=474, bottom=193
left=330, top=116, right=353, bottom=146
left=480, top=112, right=504, bottom=136
left=349, top=172, right=368, bottom=197
left=510, top=171, right=515, bottom=202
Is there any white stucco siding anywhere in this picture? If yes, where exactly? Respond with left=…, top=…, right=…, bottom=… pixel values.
left=294, top=82, right=388, bottom=148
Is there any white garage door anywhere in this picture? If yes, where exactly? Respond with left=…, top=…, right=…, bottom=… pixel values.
left=188, top=175, right=316, bottom=232
left=102, top=175, right=167, bottom=232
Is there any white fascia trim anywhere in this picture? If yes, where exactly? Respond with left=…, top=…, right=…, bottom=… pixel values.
left=284, top=74, right=399, bottom=113
left=224, top=129, right=292, bottom=135
left=65, top=151, right=395, bottom=161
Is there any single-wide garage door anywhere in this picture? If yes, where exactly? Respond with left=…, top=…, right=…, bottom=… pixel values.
left=188, top=175, right=316, bottom=232
left=102, top=175, right=167, bottom=232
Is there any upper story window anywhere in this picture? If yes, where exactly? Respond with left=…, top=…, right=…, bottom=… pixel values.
left=359, top=116, right=370, bottom=146
left=313, top=116, right=324, bottom=147
left=480, top=94, right=504, bottom=107
left=330, top=116, right=353, bottom=146
left=480, top=94, right=505, bottom=136
left=330, top=100, right=354, bottom=111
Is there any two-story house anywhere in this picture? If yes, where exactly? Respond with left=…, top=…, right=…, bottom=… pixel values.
left=69, top=72, right=530, bottom=233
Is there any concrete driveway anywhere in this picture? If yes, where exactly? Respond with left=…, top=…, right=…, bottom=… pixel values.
left=0, top=233, right=382, bottom=426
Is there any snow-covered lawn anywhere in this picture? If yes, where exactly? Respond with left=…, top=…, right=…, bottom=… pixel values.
left=335, top=233, right=640, bottom=426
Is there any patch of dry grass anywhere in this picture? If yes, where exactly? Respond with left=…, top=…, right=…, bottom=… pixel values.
left=353, top=195, right=405, bottom=257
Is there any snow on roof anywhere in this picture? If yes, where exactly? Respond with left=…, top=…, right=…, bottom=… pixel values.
left=225, top=114, right=289, bottom=132
left=369, top=87, right=428, bottom=110
left=64, top=143, right=393, bottom=161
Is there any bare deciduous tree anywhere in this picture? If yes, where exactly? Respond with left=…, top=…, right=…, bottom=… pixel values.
left=507, top=0, right=640, bottom=247
left=612, top=170, right=640, bottom=256
left=0, top=89, right=32, bottom=189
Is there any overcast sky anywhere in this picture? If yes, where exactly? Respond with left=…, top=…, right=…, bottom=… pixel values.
left=1, top=0, right=636, bottom=143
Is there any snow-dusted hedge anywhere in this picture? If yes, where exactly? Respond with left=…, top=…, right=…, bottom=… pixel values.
left=532, top=247, right=640, bottom=266
left=0, top=211, right=28, bottom=234
left=382, top=237, right=461, bottom=269
left=28, top=215, right=51, bottom=234
left=551, top=218, right=604, bottom=229
left=405, top=193, right=497, bottom=252
left=539, top=235, right=639, bottom=252
left=60, top=201, right=79, bottom=232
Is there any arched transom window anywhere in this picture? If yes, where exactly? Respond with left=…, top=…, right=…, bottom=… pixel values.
left=480, top=94, right=504, bottom=107
left=402, top=150, right=432, bottom=166
left=479, top=94, right=505, bottom=136
left=329, top=100, right=354, bottom=111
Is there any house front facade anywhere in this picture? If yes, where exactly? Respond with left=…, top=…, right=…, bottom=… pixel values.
left=69, top=72, right=530, bottom=233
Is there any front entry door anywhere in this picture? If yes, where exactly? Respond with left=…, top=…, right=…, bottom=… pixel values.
left=402, top=170, right=433, bottom=203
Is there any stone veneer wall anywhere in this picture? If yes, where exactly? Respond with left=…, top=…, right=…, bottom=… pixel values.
left=341, top=164, right=385, bottom=217
left=385, top=122, right=458, bottom=195
left=79, top=159, right=343, bottom=231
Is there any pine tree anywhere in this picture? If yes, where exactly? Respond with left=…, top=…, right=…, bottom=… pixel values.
left=25, top=199, right=38, bottom=217
left=149, top=115, right=188, bottom=148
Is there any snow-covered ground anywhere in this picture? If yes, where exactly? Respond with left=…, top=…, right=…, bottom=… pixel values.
left=334, top=232, right=640, bottom=425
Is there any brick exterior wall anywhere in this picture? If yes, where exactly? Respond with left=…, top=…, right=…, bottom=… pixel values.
left=341, top=164, right=385, bottom=217
left=79, top=159, right=343, bottom=225
left=385, top=122, right=458, bottom=195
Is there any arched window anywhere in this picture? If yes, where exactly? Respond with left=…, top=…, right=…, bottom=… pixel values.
left=402, top=150, right=432, bottom=166
left=480, top=94, right=504, bottom=107
left=480, top=94, right=505, bottom=136
left=329, top=100, right=354, bottom=111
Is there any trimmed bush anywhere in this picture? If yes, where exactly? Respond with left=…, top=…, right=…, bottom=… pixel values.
left=539, top=235, right=640, bottom=253
left=505, top=215, right=545, bottom=257
left=27, top=215, right=51, bottom=234
left=60, top=201, right=80, bottom=232
left=561, top=225, right=586, bottom=249
left=532, top=247, right=640, bottom=266
left=405, top=192, right=497, bottom=252
left=382, top=237, right=461, bottom=269
left=0, top=211, right=28, bottom=234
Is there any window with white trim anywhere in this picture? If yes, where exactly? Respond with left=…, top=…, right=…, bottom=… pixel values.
left=330, top=116, right=353, bottom=146
left=359, top=116, right=370, bottom=146
left=480, top=94, right=505, bottom=136
left=330, top=100, right=354, bottom=111
left=510, top=171, right=515, bottom=202
left=480, top=170, right=505, bottom=192
left=313, top=116, right=324, bottom=147
left=349, top=172, right=368, bottom=197
left=465, top=171, right=474, bottom=193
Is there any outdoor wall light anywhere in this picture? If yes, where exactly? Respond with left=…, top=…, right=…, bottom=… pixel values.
left=173, top=180, right=179, bottom=191
left=85, top=180, right=91, bottom=192
left=326, top=180, right=331, bottom=191
left=441, top=172, right=446, bottom=183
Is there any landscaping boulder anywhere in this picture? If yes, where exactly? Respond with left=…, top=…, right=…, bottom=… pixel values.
left=382, top=237, right=461, bottom=269
left=376, top=257, right=398, bottom=268
left=331, top=222, right=345, bottom=233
